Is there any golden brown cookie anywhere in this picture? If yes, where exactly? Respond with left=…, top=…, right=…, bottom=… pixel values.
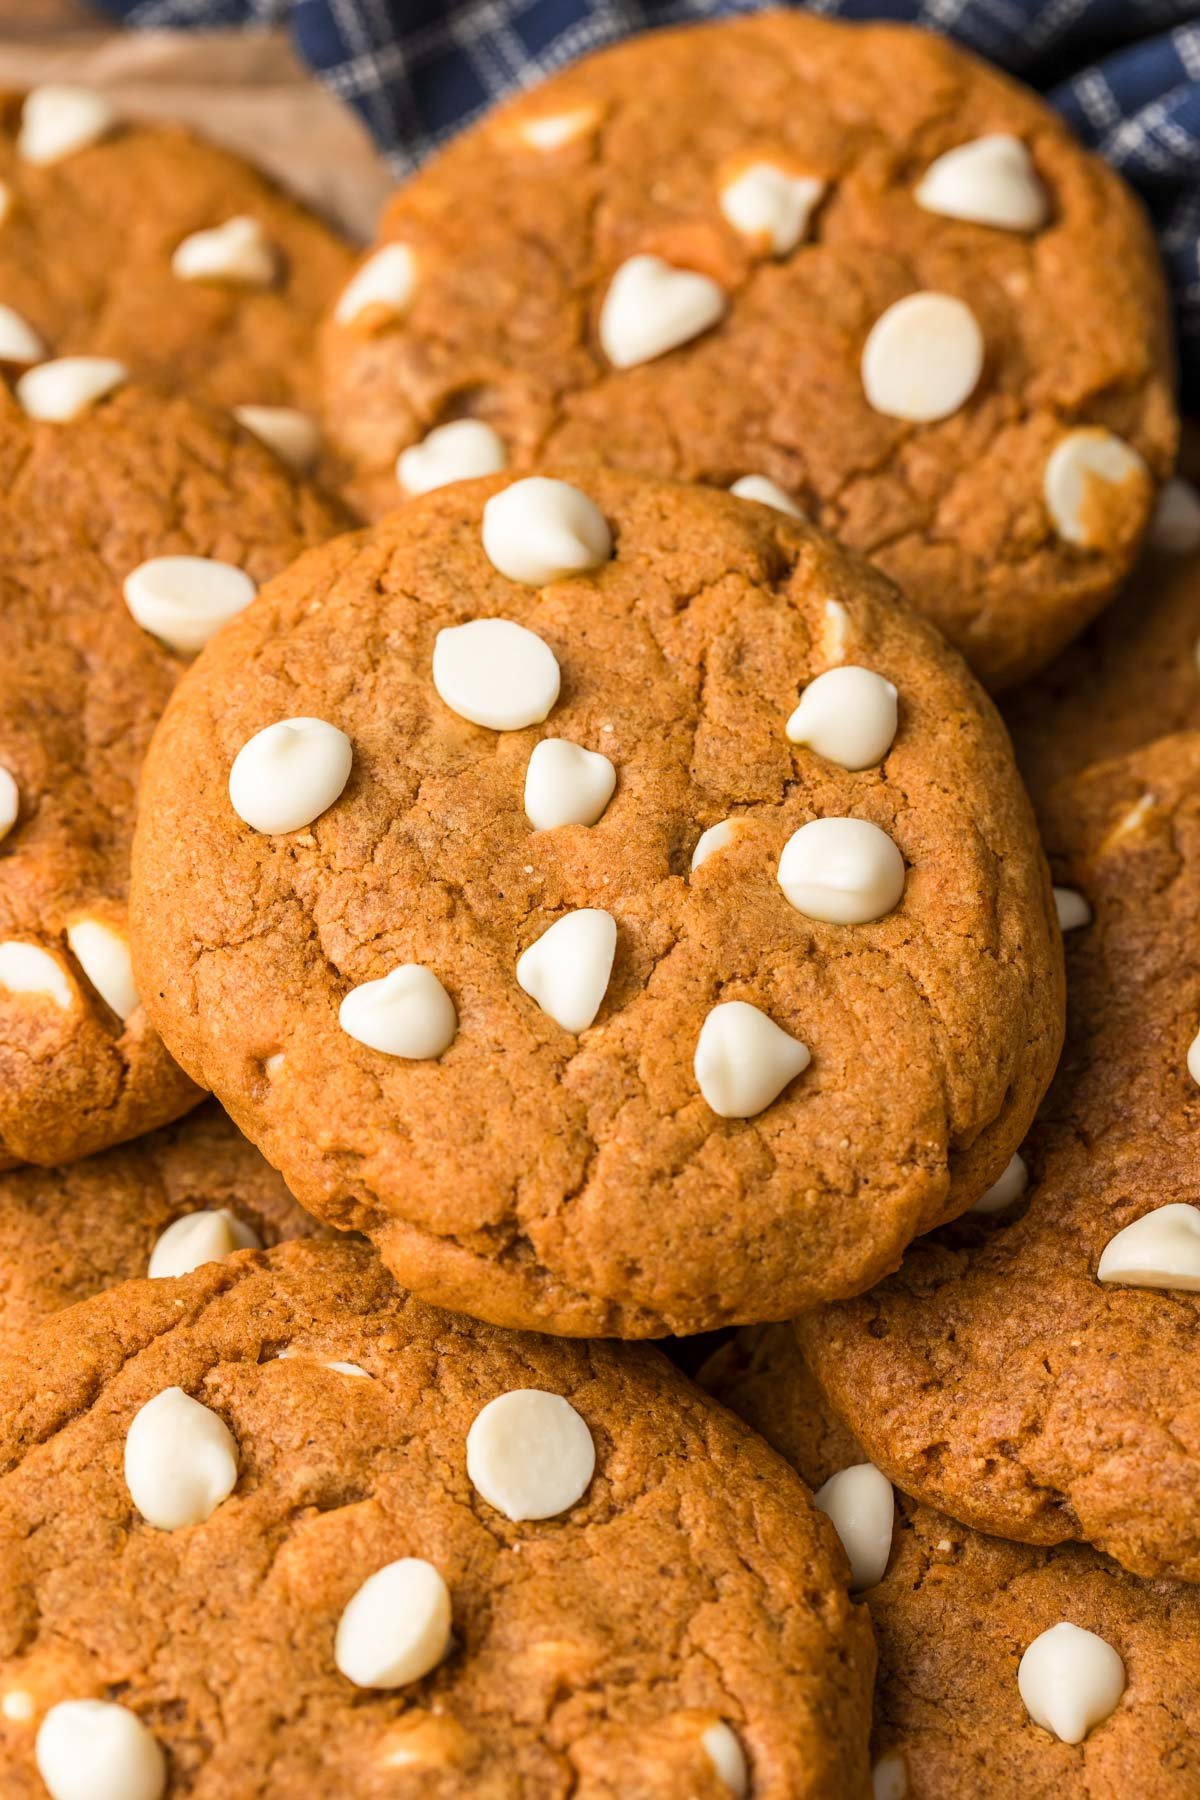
left=0, top=86, right=352, bottom=425
left=799, top=733, right=1200, bottom=1582
left=0, top=1239, right=874, bottom=1798
left=130, top=468, right=1062, bottom=1337
left=320, top=14, right=1176, bottom=689
left=0, top=1102, right=319, bottom=1348
left=702, top=1324, right=1200, bottom=1799
left=0, top=380, right=348, bottom=1168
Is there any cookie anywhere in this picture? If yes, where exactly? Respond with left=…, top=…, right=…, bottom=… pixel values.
left=1006, top=475, right=1200, bottom=804
left=320, top=13, right=1176, bottom=689
left=799, top=733, right=1200, bottom=1582
left=0, top=1239, right=874, bottom=1798
left=0, top=379, right=347, bottom=1167
left=0, top=1103, right=320, bottom=1349
left=0, top=86, right=352, bottom=434
left=702, top=1324, right=1200, bottom=1798
left=130, top=468, right=1063, bottom=1336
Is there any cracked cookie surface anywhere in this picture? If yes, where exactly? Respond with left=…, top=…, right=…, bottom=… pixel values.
left=0, top=1239, right=873, bottom=1798
left=0, top=382, right=347, bottom=1167
left=800, top=734, right=1200, bottom=1582
left=702, top=1323, right=1200, bottom=1799
left=130, top=469, right=1062, bottom=1336
left=320, top=13, right=1176, bottom=689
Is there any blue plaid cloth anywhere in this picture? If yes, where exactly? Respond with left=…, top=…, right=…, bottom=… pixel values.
left=96, top=0, right=1200, bottom=399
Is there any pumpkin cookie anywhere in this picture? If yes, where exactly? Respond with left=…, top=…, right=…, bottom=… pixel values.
left=0, top=378, right=347, bottom=1167
left=321, top=13, right=1175, bottom=688
left=800, top=733, right=1200, bottom=1582
left=703, top=1324, right=1200, bottom=1798
left=130, top=469, right=1062, bottom=1336
left=0, top=1239, right=873, bottom=1798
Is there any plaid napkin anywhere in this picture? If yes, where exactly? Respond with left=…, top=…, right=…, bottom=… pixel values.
left=98, top=0, right=1200, bottom=400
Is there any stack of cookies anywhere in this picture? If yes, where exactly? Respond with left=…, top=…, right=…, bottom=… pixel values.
left=0, top=17, right=1194, bottom=1797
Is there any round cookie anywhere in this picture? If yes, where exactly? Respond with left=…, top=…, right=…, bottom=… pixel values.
left=0, top=86, right=352, bottom=426
left=130, top=468, right=1063, bottom=1336
left=799, top=733, right=1200, bottom=1582
left=0, top=379, right=347, bottom=1167
left=702, top=1324, right=1200, bottom=1798
left=0, top=1103, right=320, bottom=1349
left=0, top=1239, right=874, bottom=1797
left=320, top=13, right=1176, bottom=689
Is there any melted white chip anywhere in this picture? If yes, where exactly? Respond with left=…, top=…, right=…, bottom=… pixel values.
left=813, top=1463, right=895, bottom=1591
left=786, top=665, right=898, bottom=770
left=19, top=85, right=116, bottom=165
left=336, top=243, right=416, bottom=326
left=524, top=738, right=616, bottom=830
left=861, top=292, right=983, bottom=423
left=0, top=765, right=18, bottom=842
left=466, top=1389, right=596, bottom=1520
left=148, top=1209, right=261, bottom=1279
left=516, top=909, right=616, bottom=1034
left=16, top=357, right=128, bottom=421
left=1017, top=1622, right=1125, bottom=1744
left=481, top=476, right=612, bottom=585
left=971, top=1151, right=1028, bottom=1215
left=599, top=254, right=726, bottom=368
left=518, top=106, right=599, bottom=150
left=701, top=1720, right=749, bottom=1795
left=234, top=405, right=322, bottom=472
left=1149, top=477, right=1200, bottom=555
left=729, top=473, right=804, bottom=518
left=915, top=135, right=1049, bottom=232
left=1044, top=429, right=1148, bottom=548
left=719, top=162, right=825, bottom=255
left=1054, top=886, right=1092, bottom=931
left=691, top=818, right=746, bottom=872
left=172, top=216, right=276, bottom=286
left=1189, top=1027, right=1200, bottom=1088
left=872, top=1749, right=909, bottom=1799
left=433, top=617, right=561, bottom=729
left=0, top=940, right=74, bottom=1010
left=36, top=1699, right=165, bottom=1800
left=339, top=964, right=457, bottom=1060
left=0, top=305, right=44, bottom=364
left=123, top=555, right=256, bottom=656
left=778, top=817, right=905, bottom=924
left=124, top=1387, right=239, bottom=1530
left=694, top=1000, right=810, bottom=1119
left=65, top=918, right=138, bottom=1020
left=335, top=1558, right=452, bottom=1688
left=398, top=419, right=507, bottom=495
left=1097, top=1203, right=1200, bottom=1292
left=228, top=717, right=352, bottom=834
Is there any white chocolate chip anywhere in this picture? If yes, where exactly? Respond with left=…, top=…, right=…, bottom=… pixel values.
left=124, top=1387, right=238, bottom=1531
left=786, top=666, right=898, bottom=770
left=335, top=1558, right=452, bottom=1689
left=0, top=305, right=44, bottom=365
left=778, top=818, right=905, bottom=924
left=1097, top=1203, right=1200, bottom=1292
left=861, top=292, right=983, bottom=423
left=233, top=405, right=322, bottom=472
left=915, top=135, right=1049, bottom=233
left=1149, top=477, right=1200, bottom=555
left=1043, top=429, right=1148, bottom=548
left=398, top=419, right=507, bottom=495
left=172, top=216, right=276, bottom=286
left=19, top=85, right=116, bottom=165
left=872, top=1749, right=909, bottom=1800
left=481, top=477, right=612, bottom=586
left=524, top=738, right=616, bottom=830
left=1017, top=1622, right=1125, bottom=1744
left=516, top=909, right=616, bottom=1034
left=729, top=474, right=804, bottom=518
left=812, top=1463, right=894, bottom=1592
left=335, top=243, right=416, bottom=327
left=123, top=555, right=256, bottom=656
left=16, top=356, right=128, bottom=422
left=466, top=1389, right=596, bottom=1521
left=36, top=1699, right=165, bottom=1800
left=518, top=106, right=599, bottom=151
left=694, top=1000, right=810, bottom=1119
left=433, top=618, right=561, bottom=729
left=228, top=717, right=352, bottom=834
left=148, top=1209, right=261, bottom=1280
left=701, top=1721, right=749, bottom=1796
left=719, top=162, right=825, bottom=255
left=65, top=918, right=138, bottom=1020
left=971, top=1151, right=1028, bottom=1215
left=339, top=964, right=457, bottom=1060
left=277, top=1348, right=371, bottom=1378
left=822, top=599, right=851, bottom=664
left=1189, top=1028, right=1200, bottom=1087
left=0, top=765, right=18, bottom=842
left=2, top=1690, right=34, bottom=1723
left=599, top=254, right=726, bottom=369
left=691, top=818, right=746, bottom=872
left=0, top=940, right=74, bottom=1010
left=1054, top=886, right=1091, bottom=931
